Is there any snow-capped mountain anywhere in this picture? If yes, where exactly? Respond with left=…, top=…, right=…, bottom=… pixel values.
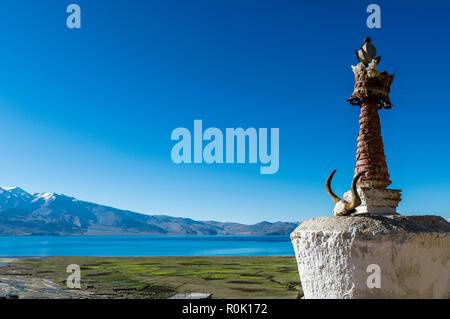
left=0, top=186, right=297, bottom=236
left=0, top=187, right=35, bottom=210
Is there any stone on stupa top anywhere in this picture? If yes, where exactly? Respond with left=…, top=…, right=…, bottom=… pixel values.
left=356, top=37, right=378, bottom=66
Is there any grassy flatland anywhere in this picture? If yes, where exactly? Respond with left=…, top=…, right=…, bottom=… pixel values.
left=19, top=256, right=302, bottom=299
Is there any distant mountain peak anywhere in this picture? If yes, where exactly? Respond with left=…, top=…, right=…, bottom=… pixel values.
left=0, top=185, right=298, bottom=236
left=1, top=186, right=19, bottom=191
left=1, top=186, right=27, bottom=192
left=0, top=186, right=32, bottom=197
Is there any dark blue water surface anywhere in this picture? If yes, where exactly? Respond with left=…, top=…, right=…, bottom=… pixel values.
left=0, top=236, right=294, bottom=257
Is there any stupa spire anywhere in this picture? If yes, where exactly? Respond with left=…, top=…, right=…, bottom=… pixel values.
left=325, top=38, right=402, bottom=216
left=348, top=38, right=394, bottom=189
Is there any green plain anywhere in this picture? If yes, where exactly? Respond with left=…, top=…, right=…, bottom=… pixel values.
left=19, top=256, right=302, bottom=299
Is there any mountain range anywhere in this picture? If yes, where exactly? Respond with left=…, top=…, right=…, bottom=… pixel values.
left=0, top=187, right=298, bottom=236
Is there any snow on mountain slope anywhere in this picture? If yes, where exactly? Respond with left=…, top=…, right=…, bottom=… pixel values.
left=0, top=186, right=298, bottom=235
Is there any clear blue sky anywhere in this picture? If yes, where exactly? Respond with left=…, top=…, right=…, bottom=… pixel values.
left=0, top=0, right=448, bottom=223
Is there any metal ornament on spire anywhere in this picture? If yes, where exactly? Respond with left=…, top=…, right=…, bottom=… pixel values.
left=348, top=38, right=394, bottom=110
left=355, top=37, right=380, bottom=66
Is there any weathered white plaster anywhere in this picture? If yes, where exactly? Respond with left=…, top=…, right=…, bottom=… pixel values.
left=290, top=215, right=450, bottom=299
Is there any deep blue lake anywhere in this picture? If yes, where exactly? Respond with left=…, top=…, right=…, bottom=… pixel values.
left=0, top=236, right=294, bottom=257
